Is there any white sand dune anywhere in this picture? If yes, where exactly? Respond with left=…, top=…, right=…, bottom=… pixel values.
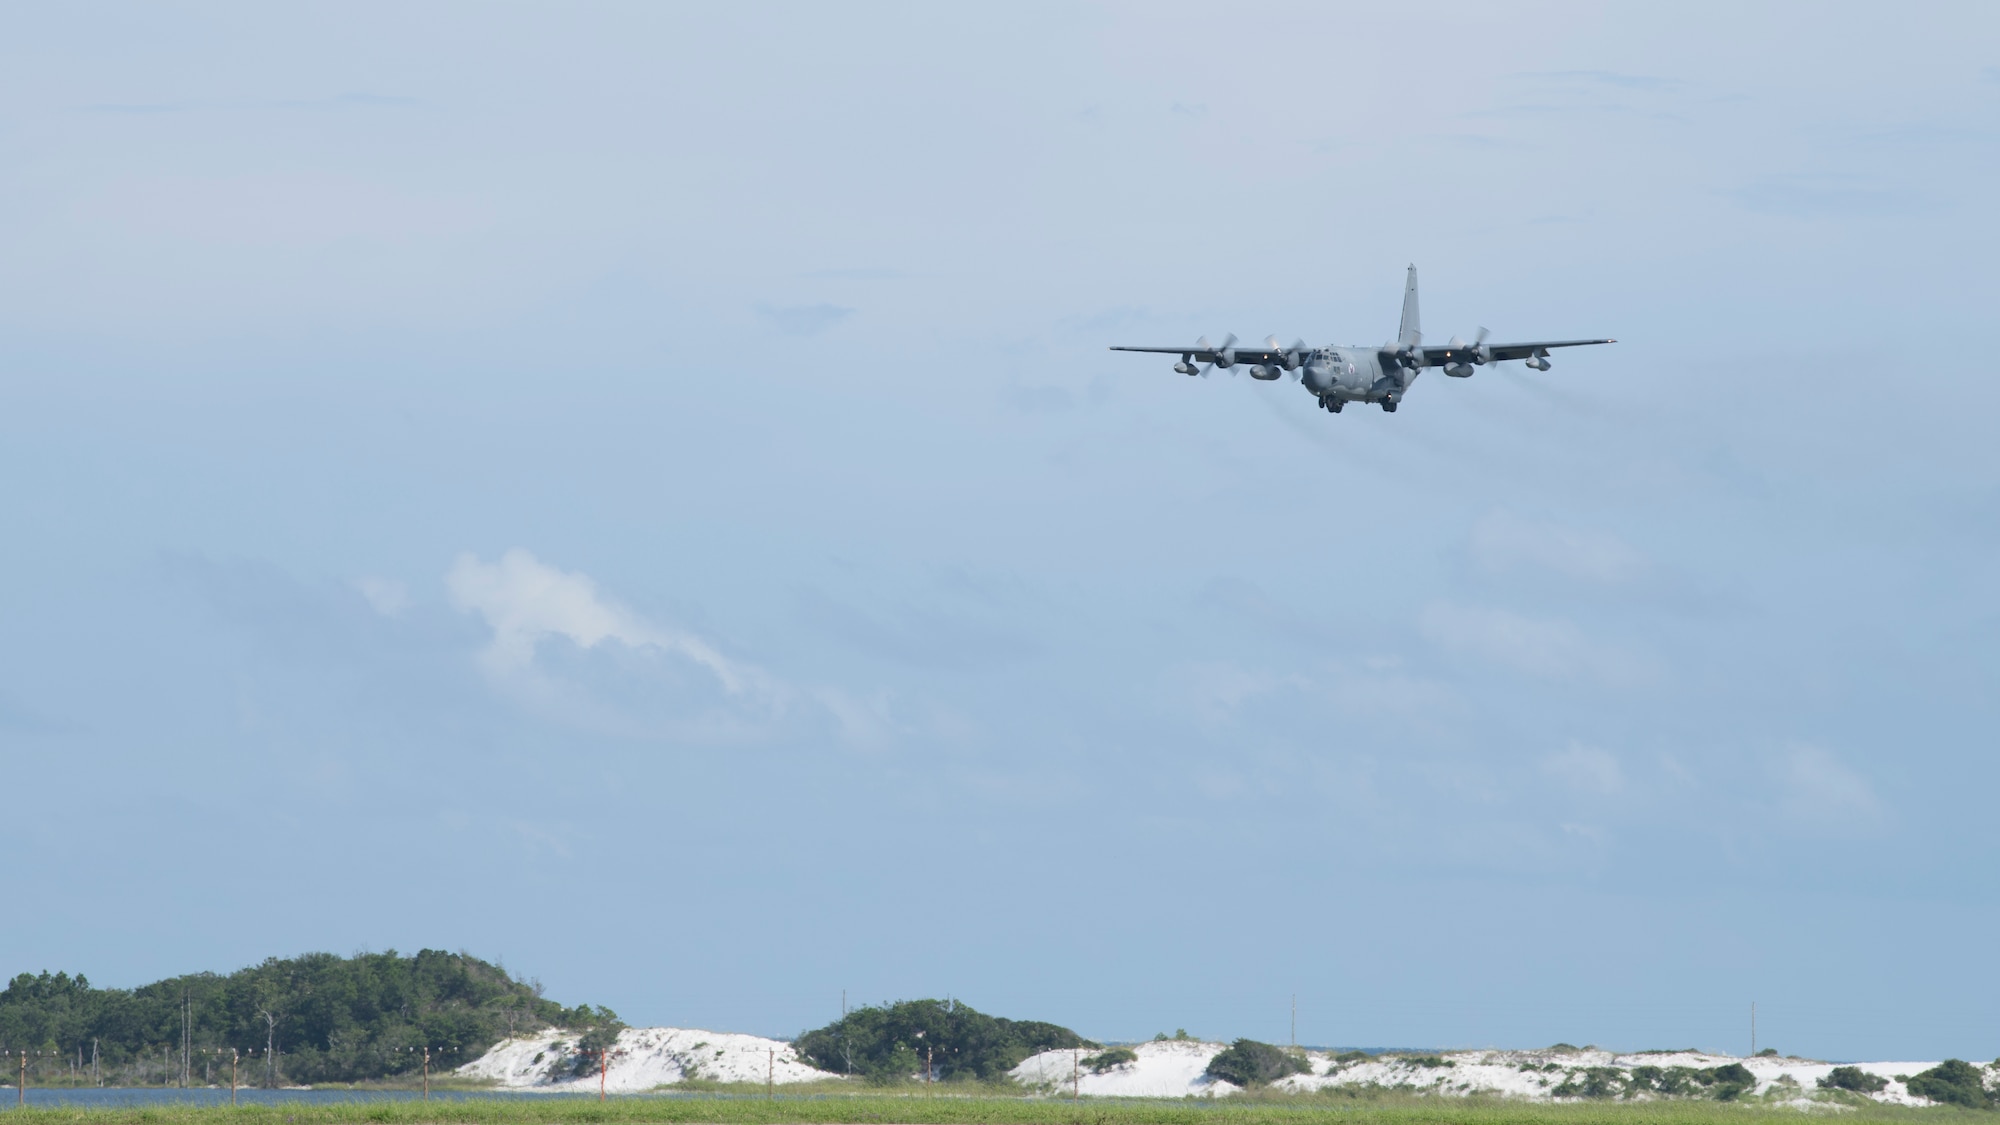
left=1010, top=1040, right=1969, bottom=1106
left=458, top=1027, right=837, bottom=1093
left=463, top=1028, right=1979, bottom=1105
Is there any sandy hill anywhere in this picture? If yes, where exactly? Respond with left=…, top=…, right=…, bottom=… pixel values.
left=461, top=1028, right=1970, bottom=1105
left=1011, top=1041, right=1958, bottom=1106
left=458, top=1028, right=829, bottom=1092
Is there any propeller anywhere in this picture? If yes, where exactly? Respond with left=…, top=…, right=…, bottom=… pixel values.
left=1193, top=333, right=1237, bottom=377
left=1265, top=335, right=1309, bottom=374
left=1440, top=327, right=1492, bottom=377
left=1444, top=326, right=1492, bottom=365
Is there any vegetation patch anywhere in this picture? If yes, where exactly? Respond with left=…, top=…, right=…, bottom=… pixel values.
left=1906, top=1060, right=1993, bottom=1108
left=0, top=952, right=610, bottom=1087
left=1204, top=1039, right=1310, bottom=1087
left=1081, top=1048, right=1137, bottom=1074
left=793, top=999, right=1090, bottom=1084
left=1819, top=1066, right=1888, bottom=1094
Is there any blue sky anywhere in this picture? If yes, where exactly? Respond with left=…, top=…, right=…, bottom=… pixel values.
left=3, top=2, right=1998, bottom=1061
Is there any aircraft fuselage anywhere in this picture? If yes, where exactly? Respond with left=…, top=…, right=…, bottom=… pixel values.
left=1299, top=348, right=1403, bottom=404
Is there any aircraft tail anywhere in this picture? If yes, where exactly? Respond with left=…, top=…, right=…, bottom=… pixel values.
left=1398, top=264, right=1421, bottom=347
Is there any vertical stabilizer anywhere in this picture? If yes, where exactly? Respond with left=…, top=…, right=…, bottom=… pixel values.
left=1398, top=264, right=1421, bottom=346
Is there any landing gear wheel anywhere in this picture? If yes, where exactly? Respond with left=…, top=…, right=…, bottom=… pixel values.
left=1329, top=399, right=1342, bottom=412
left=1381, top=398, right=1397, bottom=413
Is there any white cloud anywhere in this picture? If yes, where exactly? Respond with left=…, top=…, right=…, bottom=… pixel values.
left=447, top=549, right=757, bottom=692
left=445, top=549, right=791, bottom=740
left=1470, top=510, right=1649, bottom=585
left=443, top=550, right=918, bottom=750
left=1542, top=742, right=1625, bottom=795
left=1419, top=602, right=1654, bottom=685
left=1176, top=662, right=1295, bottom=723
left=1775, top=744, right=1883, bottom=829
left=352, top=576, right=410, bottom=617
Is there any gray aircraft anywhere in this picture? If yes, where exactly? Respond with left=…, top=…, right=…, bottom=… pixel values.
left=1110, top=266, right=1613, bottom=413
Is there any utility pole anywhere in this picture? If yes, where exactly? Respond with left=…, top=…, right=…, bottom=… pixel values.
left=598, top=1048, right=607, bottom=1102
left=768, top=1047, right=775, bottom=1100
left=926, top=1044, right=933, bottom=1098
left=1291, top=994, right=1297, bottom=1048
left=1750, top=1002, right=1756, bottom=1057
left=1072, top=1048, right=1079, bottom=1101
left=231, top=1049, right=238, bottom=1106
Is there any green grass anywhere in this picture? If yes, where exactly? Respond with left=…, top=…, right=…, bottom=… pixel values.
left=0, top=1093, right=1978, bottom=1125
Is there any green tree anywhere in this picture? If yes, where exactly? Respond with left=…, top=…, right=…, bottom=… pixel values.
left=1907, top=1060, right=1992, bottom=1108
left=1818, top=1066, right=1888, bottom=1094
left=0, top=950, right=594, bottom=1085
left=1204, top=1039, right=1309, bottom=1087
left=794, top=999, right=1090, bottom=1083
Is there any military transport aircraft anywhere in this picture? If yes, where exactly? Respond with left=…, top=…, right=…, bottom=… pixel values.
left=1110, top=266, right=1613, bottom=413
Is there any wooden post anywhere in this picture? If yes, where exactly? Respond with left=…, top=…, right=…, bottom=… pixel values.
left=1072, top=1048, right=1079, bottom=1101
left=422, top=1047, right=430, bottom=1101
left=232, top=1049, right=238, bottom=1106
left=767, top=1047, right=774, bottom=1100
left=926, top=1045, right=932, bottom=1098
left=598, top=1048, right=606, bottom=1102
left=19, top=1048, right=26, bottom=1106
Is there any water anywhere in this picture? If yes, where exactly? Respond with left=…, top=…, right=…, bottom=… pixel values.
left=0, top=1088, right=578, bottom=1109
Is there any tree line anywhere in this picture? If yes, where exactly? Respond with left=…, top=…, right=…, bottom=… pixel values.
left=0, top=949, right=616, bottom=1086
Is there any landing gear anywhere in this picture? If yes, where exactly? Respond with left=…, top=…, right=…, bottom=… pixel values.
left=1381, top=397, right=1398, bottom=413
left=1318, top=396, right=1342, bottom=413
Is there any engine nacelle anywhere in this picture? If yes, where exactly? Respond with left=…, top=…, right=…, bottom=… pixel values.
left=1444, top=361, right=1475, bottom=378
left=1248, top=365, right=1281, bottom=381
left=1526, top=355, right=1552, bottom=371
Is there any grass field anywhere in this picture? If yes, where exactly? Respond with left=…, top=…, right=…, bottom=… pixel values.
left=0, top=1092, right=1965, bottom=1125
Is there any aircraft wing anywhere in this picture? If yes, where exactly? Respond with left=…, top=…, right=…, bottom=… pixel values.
left=1108, top=344, right=1294, bottom=364
left=1420, top=338, right=1616, bottom=364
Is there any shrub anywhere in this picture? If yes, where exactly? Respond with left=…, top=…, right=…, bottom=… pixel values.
left=1334, top=1051, right=1369, bottom=1063
left=1755, top=1048, right=1778, bottom=1057
left=1708, top=1063, right=1756, bottom=1100
left=1655, top=1067, right=1704, bottom=1096
left=1552, top=1067, right=1624, bottom=1099
left=1405, top=1056, right=1453, bottom=1069
left=1907, top=1060, right=1992, bottom=1108
left=1082, top=1048, right=1137, bottom=1073
left=1818, top=1066, right=1887, bottom=1093
left=793, top=998, right=1090, bottom=1082
left=1204, top=1039, right=1310, bottom=1087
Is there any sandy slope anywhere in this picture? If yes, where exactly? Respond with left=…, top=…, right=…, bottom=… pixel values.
left=462, top=1029, right=1977, bottom=1104
left=1010, top=1041, right=1967, bottom=1106
left=1013, top=1040, right=1240, bottom=1098
left=458, top=1028, right=835, bottom=1093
